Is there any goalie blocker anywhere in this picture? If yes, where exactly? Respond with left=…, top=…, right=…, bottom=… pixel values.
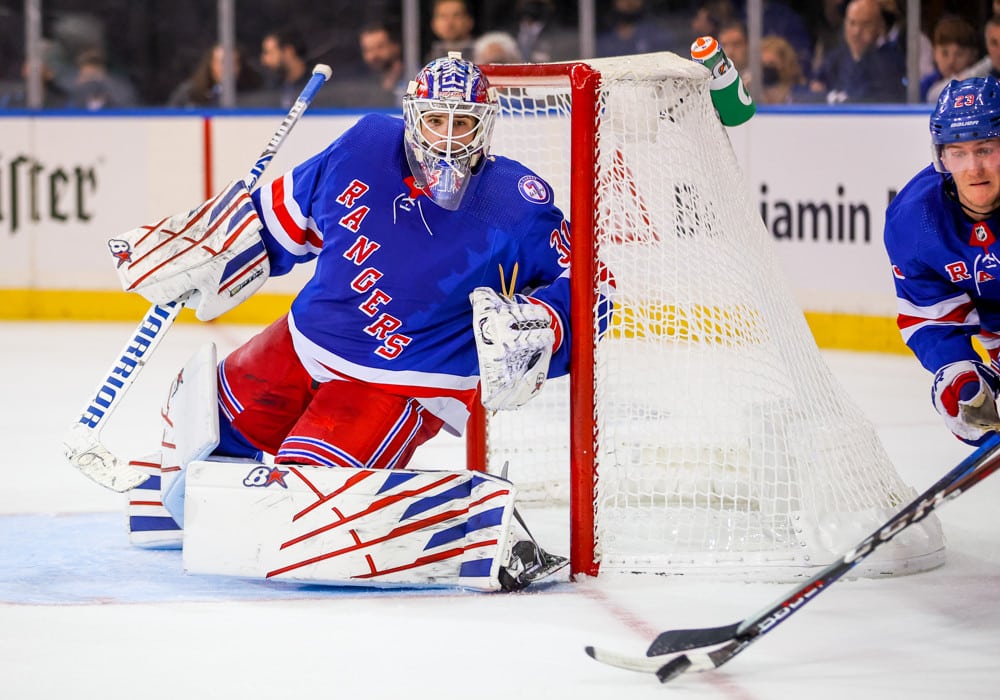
left=108, top=179, right=270, bottom=322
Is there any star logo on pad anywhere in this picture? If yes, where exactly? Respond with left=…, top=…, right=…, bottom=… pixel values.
left=265, top=467, right=289, bottom=488
left=245, top=465, right=291, bottom=489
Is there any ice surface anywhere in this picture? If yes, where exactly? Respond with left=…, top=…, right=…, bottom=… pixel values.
left=2, top=320, right=998, bottom=699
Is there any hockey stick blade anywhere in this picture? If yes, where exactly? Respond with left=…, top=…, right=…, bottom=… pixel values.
left=656, top=654, right=694, bottom=682
left=63, top=67, right=332, bottom=493
left=585, top=645, right=669, bottom=673
left=585, top=645, right=701, bottom=683
left=584, top=433, right=1000, bottom=681
left=647, top=623, right=741, bottom=655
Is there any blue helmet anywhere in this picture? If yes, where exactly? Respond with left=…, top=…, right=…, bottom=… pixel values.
left=930, top=76, right=1000, bottom=172
left=402, top=52, right=498, bottom=211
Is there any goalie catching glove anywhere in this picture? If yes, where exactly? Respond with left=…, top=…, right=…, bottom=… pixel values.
left=108, top=179, right=270, bottom=321
left=471, top=287, right=556, bottom=410
left=932, top=360, right=1000, bottom=444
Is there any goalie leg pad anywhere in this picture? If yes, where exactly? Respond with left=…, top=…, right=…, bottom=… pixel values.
left=182, top=461, right=523, bottom=591
left=126, top=453, right=182, bottom=549
left=159, top=343, right=221, bottom=527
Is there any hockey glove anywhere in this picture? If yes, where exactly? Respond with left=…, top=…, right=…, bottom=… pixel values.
left=109, top=179, right=270, bottom=321
left=471, top=287, right=555, bottom=411
left=931, top=360, right=1000, bottom=444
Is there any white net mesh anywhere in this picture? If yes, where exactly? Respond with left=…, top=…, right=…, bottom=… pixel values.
left=480, top=53, right=944, bottom=581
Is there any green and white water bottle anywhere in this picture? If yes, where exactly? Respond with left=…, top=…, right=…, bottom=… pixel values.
left=690, top=35, right=755, bottom=127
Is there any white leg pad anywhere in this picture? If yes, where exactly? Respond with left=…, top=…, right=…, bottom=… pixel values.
left=126, top=453, right=182, bottom=549
left=159, top=342, right=220, bottom=527
left=182, top=460, right=519, bottom=592
left=125, top=342, right=220, bottom=547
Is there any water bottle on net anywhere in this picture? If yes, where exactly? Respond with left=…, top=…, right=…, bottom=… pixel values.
left=690, top=35, right=756, bottom=127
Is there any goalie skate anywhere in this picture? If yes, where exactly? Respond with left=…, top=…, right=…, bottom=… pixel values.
left=498, top=540, right=569, bottom=592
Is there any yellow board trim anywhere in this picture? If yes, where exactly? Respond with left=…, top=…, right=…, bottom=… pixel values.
left=803, top=311, right=909, bottom=355
left=0, top=289, right=913, bottom=354
left=0, top=289, right=294, bottom=325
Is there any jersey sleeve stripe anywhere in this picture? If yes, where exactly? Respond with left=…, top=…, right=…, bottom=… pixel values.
left=979, top=330, right=1000, bottom=350
left=896, top=293, right=977, bottom=325
left=896, top=296, right=980, bottom=343
left=896, top=292, right=975, bottom=320
left=271, top=174, right=324, bottom=250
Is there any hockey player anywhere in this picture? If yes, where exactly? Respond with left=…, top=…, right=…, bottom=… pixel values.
left=119, top=53, right=578, bottom=591
left=213, top=53, right=571, bottom=470
left=885, top=75, right=1000, bottom=445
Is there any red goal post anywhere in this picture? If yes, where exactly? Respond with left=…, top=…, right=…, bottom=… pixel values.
left=469, top=61, right=602, bottom=577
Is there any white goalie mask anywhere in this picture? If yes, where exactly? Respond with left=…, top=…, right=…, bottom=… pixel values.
left=402, top=52, right=498, bottom=211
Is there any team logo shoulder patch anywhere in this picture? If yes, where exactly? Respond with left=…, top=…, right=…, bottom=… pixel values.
left=517, top=175, right=551, bottom=205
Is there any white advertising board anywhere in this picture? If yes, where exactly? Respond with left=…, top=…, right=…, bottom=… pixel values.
left=0, top=108, right=935, bottom=320
left=731, top=109, right=932, bottom=316
left=0, top=115, right=202, bottom=291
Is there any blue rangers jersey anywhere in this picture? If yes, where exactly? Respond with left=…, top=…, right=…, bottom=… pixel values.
left=884, top=164, right=1000, bottom=374
left=250, top=113, right=572, bottom=434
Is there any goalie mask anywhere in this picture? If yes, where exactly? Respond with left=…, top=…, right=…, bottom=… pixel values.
left=402, top=52, right=498, bottom=211
left=930, top=76, right=1000, bottom=174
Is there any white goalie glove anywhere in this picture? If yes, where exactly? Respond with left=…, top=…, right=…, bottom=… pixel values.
left=108, top=179, right=270, bottom=321
left=932, top=360, right=1000, bottom=443
left=471, top=287, right=555, bottom=411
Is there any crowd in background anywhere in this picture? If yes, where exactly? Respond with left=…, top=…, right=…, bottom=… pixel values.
left=0, top=0, right=993, bottom=110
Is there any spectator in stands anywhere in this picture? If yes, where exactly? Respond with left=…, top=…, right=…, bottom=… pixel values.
left=167, top=43, right=261, bottom=108
left=761, top=1, right=814, bottom=80
left=690, top=0, right=738, bottom=41
left=876, top=0, right=933, bottom=78
left=259, top=28, right=284, bottom=90
left=355, top=20, right=406, bottom=107
left=258, top=27, right=310, bottom=109
left=926, top=14, right=1000, bottom=96
left=427, top=0, right=476, bottom=62
left=718, top=20, right=750, bottom=85
left=0, top=38, right=69, bottom=109
left=810, top=0, right=905, bottom=104
left=810, top=0, right=846, bottom=79
left=49, top=11, right=105, bottom=92
left=509, top=0, right=578, bottom=63
left=473, top=31, right=523, bottom=64
left=691, top=0, right=811, bottom=80
left=982, top=13, right=1000, bottom=81
left=920, top=15, right=981, bottom=103
left=596, top=0, right=673, bottom=59
left=64, top=48, right=138, bottom=109
left=759, top=35, right=819, bottom=105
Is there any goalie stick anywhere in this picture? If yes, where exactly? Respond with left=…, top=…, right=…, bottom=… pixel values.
left=585, top=433, right=1000, bottom=683
left=62, top=64, right=333, bottom=493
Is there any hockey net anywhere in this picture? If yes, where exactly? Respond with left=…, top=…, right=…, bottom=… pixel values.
left=473, top=53, right=945, bottom=581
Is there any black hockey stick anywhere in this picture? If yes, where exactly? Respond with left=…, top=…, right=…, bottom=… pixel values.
left=63, top=65, right=332, bottom=492
left=585, top=433, right=1000, bottom=682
